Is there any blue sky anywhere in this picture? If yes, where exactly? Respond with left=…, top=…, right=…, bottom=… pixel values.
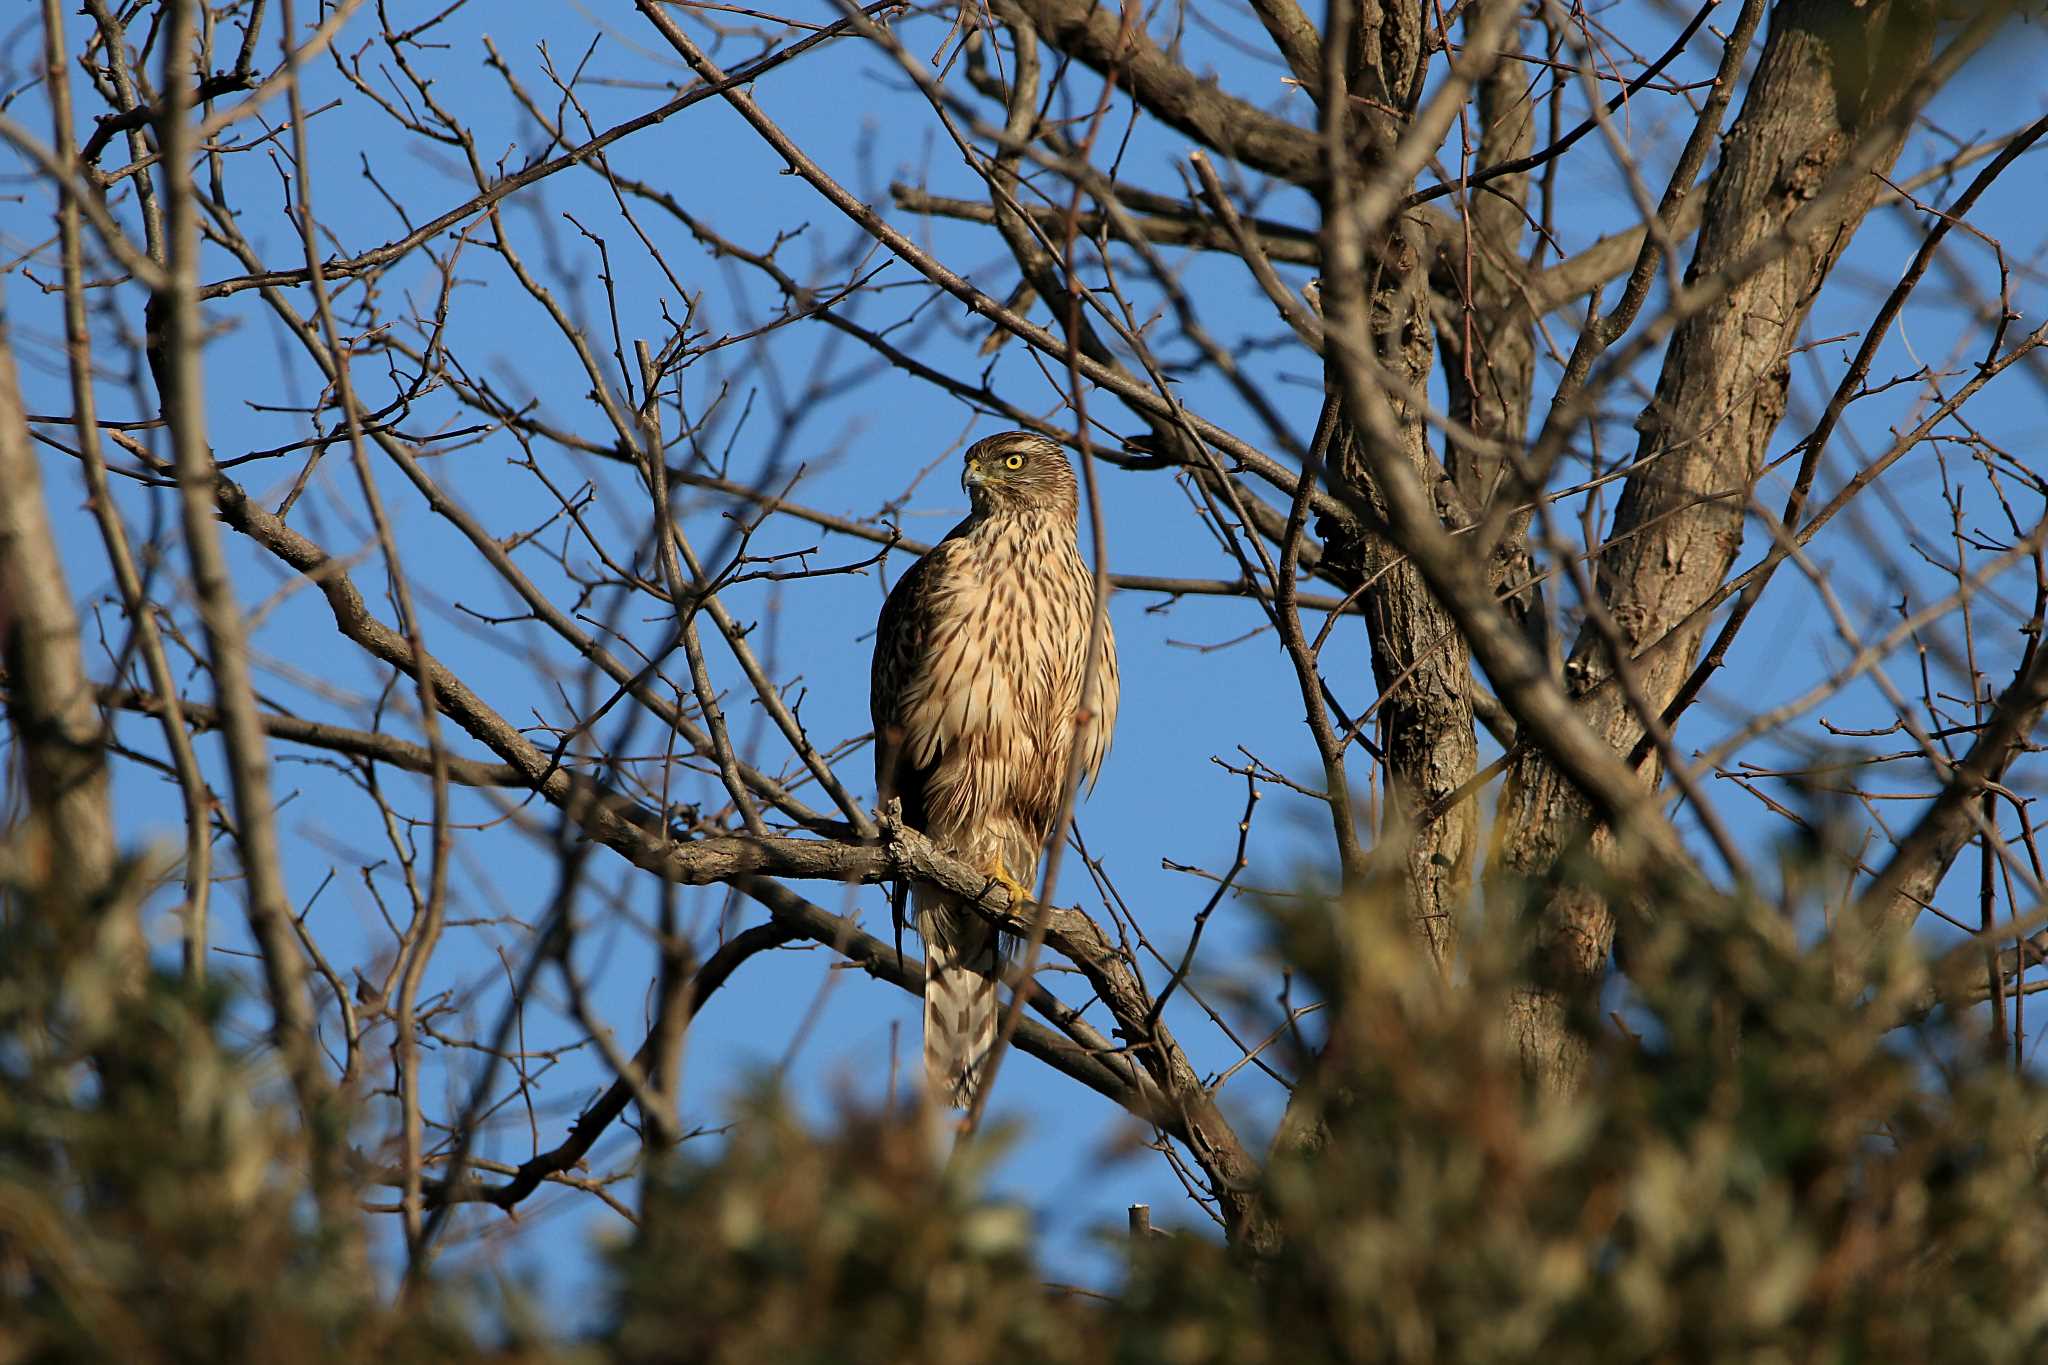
left=5, top=0, right=2047, bottom=1325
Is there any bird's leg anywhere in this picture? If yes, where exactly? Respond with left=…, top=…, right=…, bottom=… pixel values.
left=979, top=854, right=1034, bottom=907
left=890, top=880, right=907, bottom=976
left=875, top=799, right=908, bottom=972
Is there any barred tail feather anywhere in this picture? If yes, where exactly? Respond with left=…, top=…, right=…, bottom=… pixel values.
left=915, top=885, right=1001, bottom=1109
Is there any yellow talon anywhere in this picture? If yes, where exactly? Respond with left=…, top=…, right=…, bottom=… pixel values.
left=982, top=856, right=1033, bottom=905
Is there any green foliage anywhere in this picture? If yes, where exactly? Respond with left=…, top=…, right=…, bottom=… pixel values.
left=1244, top=888, right=2048, bottom=1363
left=610, top=882, right=2048, bottom=1363
left=616, top=1097, right=1100, bottom=1365
left=0, top=848, right=535, bottom=1365
left=7, top=833, right=2048, bottom=1363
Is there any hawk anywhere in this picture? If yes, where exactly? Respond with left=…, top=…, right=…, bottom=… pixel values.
left=871, top=433, right=1120, bottom=1108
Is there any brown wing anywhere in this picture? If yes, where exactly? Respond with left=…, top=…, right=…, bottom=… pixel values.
left=871, top=534, right=955, bottom=835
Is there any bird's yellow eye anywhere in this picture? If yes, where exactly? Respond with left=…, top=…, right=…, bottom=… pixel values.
left=1003, top=453, right=1025, bottom=470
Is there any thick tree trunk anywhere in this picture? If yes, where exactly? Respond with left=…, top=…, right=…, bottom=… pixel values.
left=1439, top=3, right=1541, bottom=655
left=1491, top=0, right=1940, bottom=1094
left=1314, top=0, right=1480, bottom=969
left=0, top=293, right=133, bottom=972
left=1327, top=248, right=1478, bottom=968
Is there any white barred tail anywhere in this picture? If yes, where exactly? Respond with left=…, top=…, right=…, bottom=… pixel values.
left=916, top=885, right=1001, bottom=1109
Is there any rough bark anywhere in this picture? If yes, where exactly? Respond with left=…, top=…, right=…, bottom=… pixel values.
left=1000, top=0, right=1323, bottom=183
left=1438, top=1, right=1541, bottom=652
left=1324, top=239, right=1479, bottom=967
left=1491, top=0, right=1941, bottom=1094
left=1320, top=1, right=1478, bottom=968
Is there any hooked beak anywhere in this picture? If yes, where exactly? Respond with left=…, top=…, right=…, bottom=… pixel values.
left=961, top=456, right=984, bottom=493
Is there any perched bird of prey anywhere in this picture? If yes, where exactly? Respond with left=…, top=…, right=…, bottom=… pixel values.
left=871, top=433, right=1119, bottom=1109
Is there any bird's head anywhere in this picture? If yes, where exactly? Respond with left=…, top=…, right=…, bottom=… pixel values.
left=960, top=432, right=1079, bottom=520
